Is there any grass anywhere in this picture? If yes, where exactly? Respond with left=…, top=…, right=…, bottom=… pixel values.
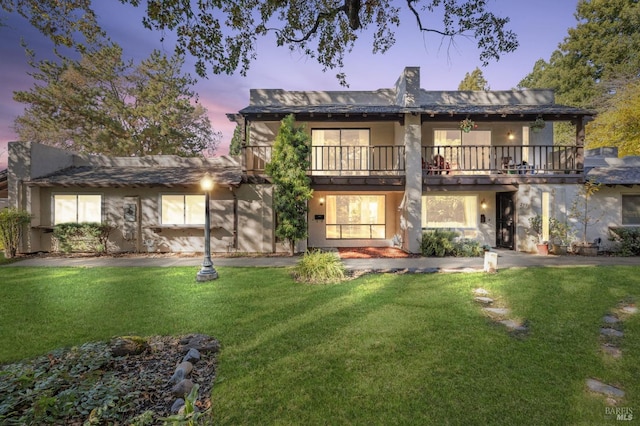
left=1, top=265, right=639, bottom=424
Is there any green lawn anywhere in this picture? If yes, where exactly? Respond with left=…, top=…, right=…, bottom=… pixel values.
left=1, top=265, right=639, bottom=425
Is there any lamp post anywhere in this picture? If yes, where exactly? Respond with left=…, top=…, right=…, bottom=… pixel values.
left=196, top=172, right=218, bottom=282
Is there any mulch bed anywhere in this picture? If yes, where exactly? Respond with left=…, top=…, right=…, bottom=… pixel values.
left=337, top=247, right=419, bottom=259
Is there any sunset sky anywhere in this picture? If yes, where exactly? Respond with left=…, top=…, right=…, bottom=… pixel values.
left=0, top=0, right=580, bottom=169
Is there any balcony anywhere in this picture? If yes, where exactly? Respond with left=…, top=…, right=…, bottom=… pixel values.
left=244, top=145, right=405, bottom=175
left=421, top=145, right=583, bottom=175
left=243, top=144, right=583, bottom=176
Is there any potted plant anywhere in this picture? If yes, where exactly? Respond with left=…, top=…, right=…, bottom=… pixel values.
left=549, top=218, right=571, bottom=255
left=527, top=214, right=548, bottom=255
left=459, top=118, right=475, bottom=133
left=529, top=116, right=546, bottom=133
left=568, top=179, right=602, bottom=255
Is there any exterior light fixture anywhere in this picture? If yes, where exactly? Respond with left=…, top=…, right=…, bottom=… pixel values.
left=319, top=197, right=325, bottom=206
left=196, top=172, right=218, bottom=282
left=507, top=131, right=515, bottom=140
left=480, top=199, right=488, bottom=210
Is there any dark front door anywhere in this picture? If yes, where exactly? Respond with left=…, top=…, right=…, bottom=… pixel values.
left=496, top=192, right=515, bottom=249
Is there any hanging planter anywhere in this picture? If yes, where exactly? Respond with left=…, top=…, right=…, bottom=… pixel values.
left=459, top=118, right=475, bottom=133
left=530, top=116, right=546, bottom=133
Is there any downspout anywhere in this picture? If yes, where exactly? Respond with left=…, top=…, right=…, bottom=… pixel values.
left=232, top=187, right=238, bottom=250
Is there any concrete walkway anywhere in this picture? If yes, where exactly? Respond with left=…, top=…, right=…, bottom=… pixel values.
left=4, top=249, right=639, bottom=271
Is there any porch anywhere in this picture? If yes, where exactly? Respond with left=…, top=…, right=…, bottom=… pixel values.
left=243, top=144, right=583, bottom=176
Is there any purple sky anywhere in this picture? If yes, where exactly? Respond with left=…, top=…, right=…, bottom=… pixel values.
left=0, top=0, right=579, bottom=169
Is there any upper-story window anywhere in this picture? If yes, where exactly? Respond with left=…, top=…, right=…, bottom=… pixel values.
left=622, top=195, right=640, bottom=225
left=53, top=194, right=102, bottom=224
left=161, top=195, right=205, bottom=225
left=433, top=129, right=492, bottom=171
left=311, top=129, right=370, bottom=175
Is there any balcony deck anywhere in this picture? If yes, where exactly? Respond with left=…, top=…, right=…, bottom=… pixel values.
left=243, top=145, right=584, bottom=184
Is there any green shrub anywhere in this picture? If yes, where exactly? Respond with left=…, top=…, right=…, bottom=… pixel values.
left=420, top=229, right=457, bottom=256
left=291, top=250, right=345, bottom=284
left=608, top=227, right=640, bottom=256
left=0, top=208, right=31, bottom=258
left=53, top=222, right=114, bottom=254
left=454, top=238, right=484, bottom=257
left=420, top=230, right=483, bottom=257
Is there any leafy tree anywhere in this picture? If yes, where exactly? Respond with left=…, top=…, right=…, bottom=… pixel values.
left=518, top=0, right=640, bottom=149
left=458, top=67, right=489, bottom=90
left=586, top=79, right=640, bottom=156
left=229, top=124, right=243, bottom=156
left=265, top=114, right=312, bottom=255
left=519, top=0, right=640, bottom=107
left=13, top=43, right=219, bottom=156
left=2, top=0, right=519, bottom=85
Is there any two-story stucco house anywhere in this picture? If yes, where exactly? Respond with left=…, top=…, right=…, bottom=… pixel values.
left=235, top=66, right=595, bottom=254
left=11, top=66, right=638, bottom=256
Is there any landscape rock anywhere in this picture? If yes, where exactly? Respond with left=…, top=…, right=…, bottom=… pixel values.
left=603, top=315, right=620, bottom=324
left=600, top=328, right=624, bottom=338
left=179, top=334, right=220, bottom=354
left=499, top=319, right=528, bottom=332
left=182, top=348, right=201, bottom=364
left=473, top=288, right=490, bottom=296
left=621, top=306, right=637, bottom=315
left=483, top=307, right=510, bottom=316
left=586, top=379, right=625, bottom=398
left=171, top=379, right=194, bottom=398
left=474, top=297, right=494, bottom=305
left=601, top=344, right=622, bottom=359
left=171, top=398, right=185, bottom=414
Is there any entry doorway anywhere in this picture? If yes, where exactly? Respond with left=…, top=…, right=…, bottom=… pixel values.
left=496, top=192, right=515, bottom=249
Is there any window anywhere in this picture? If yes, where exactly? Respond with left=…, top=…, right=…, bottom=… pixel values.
left=326, top=195, right=385, bottom=239
left=311, top=129, right=370, bottom=175
left=622, top=195, right=640, bottom=225
left=422, top=195, right=477, bottom=228
left=433, top=129, right=491, bottom=172
left=161, top=195, right=205, bottom=225
left=54, top=194, right=102, bottom=224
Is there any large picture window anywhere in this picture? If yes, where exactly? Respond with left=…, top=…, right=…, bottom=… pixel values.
left=54, top=194, right=102, bottom=224
left=422, top=195, right=477, bottom=228
left=161, top=195, right=205, bottom=225
left=326, top=195, right=385, bottom=239
left=622, top=195, right=640, bottom=225
left=311, top=129, right=370, bottom=175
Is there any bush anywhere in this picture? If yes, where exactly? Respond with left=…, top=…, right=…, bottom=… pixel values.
left=420, top=230, right=483, bottom=257
left=0, top=208, right=31, bottom=258
left=291, top=250, right=345, bottom=284
left=53, top=222, right=114, bottom=254
left=608, top=227, right=640, bottom=256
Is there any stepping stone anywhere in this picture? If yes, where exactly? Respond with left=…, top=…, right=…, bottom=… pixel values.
left=621, top=306, right=638, bottom=315
left=603, top=315, right=620, bottom=324
left=601, top=344, right=622, bottom=359
left=600, top=328, right=624, bottom=338
left=499, top=319, right=528, bottom=332
left=483, top=307, right=510, bottom=316
left=586, top=379, right=625, bottom=398
left=474, top=288, right=490, bottom=296
left=474, top=296, right=494, bottom=305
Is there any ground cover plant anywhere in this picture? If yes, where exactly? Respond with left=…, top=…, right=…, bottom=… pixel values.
left=0, top=265, right=639, bottom=424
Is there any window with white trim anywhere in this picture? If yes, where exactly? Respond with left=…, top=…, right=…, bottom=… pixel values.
left=326, top=195, right=385, bottom=239
left=622, top=195, right=640, bottom=225
left=311, top=129, right=370, bottom=175
left=161, top=195, right=206, bottom=225
left=53, top=194, right=102, bottom=224
left=422, top=195, right=477, bottom=228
